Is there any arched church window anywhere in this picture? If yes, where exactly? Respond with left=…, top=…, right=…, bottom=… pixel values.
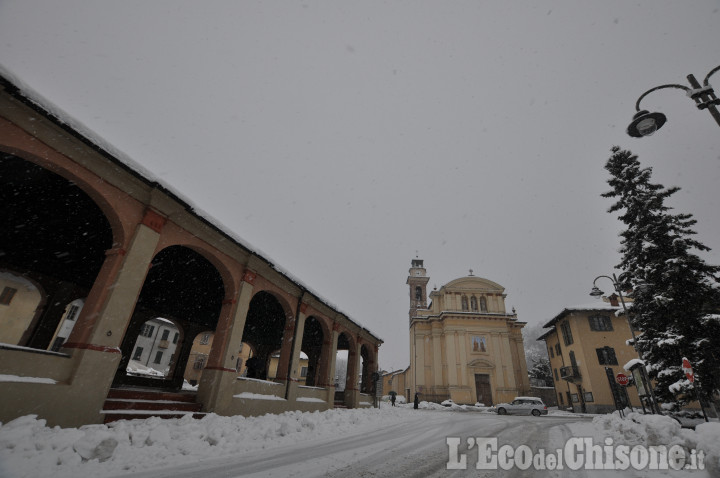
left=415, top=286, right=422, bottom=301
left=480, top=297, right=487, bottom=312
left=470, top=296, right=478, bottom=311
left=461, top=296, right=469, bottom=311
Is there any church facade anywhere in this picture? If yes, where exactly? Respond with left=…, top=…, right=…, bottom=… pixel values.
left=402, top=258, right=529, bottom=405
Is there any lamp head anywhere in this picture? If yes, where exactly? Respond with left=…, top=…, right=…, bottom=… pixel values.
left=589, top=286, right=604, bottom=297
left=627, top=110, right=667, bottom=137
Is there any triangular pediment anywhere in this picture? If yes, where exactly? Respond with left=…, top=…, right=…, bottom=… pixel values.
left=468, top=358, right=495, bottom=369
left=443, top=276, right=504, bottom=293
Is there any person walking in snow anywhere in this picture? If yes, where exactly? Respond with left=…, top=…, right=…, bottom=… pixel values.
left=414, top=393, right=419, bottom=409
left=391, top=394, right=396, bottom=406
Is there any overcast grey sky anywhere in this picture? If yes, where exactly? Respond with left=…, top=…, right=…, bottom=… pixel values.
left=1, top=1, right=718, bottom=371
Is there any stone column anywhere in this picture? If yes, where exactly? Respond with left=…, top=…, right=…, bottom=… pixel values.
left=500, top=332, right=517, bottom=392
left=344, top=338, right=360, bottom=408
left=458, top=331, right=468, bottom=387
left=414, top=332, right=426, bottom=390
left=325, top=325, right=340, bottom=403
left=511, top=334, right=530, bottom=394
left=198, top=270, right=255, bottom=413
left=316, top=321, right=333, bottom=388
left=445, top=331, right=458, bottom=386
left=491, top=333, right=506, bottom=389
left=274, top=305, right=298, bottom=388
left=65, top=216, right=162, bottom=352
left=432, top=327, right=443, bottom=387
left=61, top=212, right=163, bottom=425
left=284, top=304, right=307, bottom=401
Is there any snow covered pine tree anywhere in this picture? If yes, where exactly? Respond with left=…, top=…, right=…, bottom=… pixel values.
left=529, top=357, right=553, bottom=387
left=603, top=146, right=720, bottom=410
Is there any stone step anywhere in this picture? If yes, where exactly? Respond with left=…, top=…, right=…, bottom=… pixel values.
left=103, top=398, right=202, bottom=412
left=102, top=387, right=204, bottom=424
left=106, top=387, right=197, bottom=403
left=102, top=410, right=206, bottom=423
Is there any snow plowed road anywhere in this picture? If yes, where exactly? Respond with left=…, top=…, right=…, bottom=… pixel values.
left=123, top=412, right=589, bottom=478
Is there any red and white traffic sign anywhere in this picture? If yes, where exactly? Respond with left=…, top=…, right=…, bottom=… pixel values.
left=682, top=357, right=694, bottom=383
left=615, top=373, right=629, bottom=386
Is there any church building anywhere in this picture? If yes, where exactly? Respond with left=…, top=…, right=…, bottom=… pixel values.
left=402, top=258, right=529, bottom=405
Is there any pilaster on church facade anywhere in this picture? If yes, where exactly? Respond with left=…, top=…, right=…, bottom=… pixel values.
left=404, top=258, right=529, bottom=405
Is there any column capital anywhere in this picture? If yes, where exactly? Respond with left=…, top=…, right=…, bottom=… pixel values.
left=242, top=269, right=257, bottom=285
left=141, top=208, right=166, bottom=233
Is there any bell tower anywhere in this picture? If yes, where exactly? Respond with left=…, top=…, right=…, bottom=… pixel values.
left=406, top=256, right=429, bottom=324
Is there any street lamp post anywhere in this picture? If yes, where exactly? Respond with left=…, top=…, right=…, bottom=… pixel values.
left=626, top=65, right=720, bottom=137
left=590, top=273, right=662, bottom=414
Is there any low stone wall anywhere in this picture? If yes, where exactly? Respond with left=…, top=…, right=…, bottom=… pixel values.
left=358, top=393, right=375, bottom=407
left=296, top=385, right=331, bottom=411
left=529, top=385, right=557, bottom=407
left=0, top=347, right=120, bottom=427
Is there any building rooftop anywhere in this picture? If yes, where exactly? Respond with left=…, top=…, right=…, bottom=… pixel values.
left=540, top=300, right=623, bottom=330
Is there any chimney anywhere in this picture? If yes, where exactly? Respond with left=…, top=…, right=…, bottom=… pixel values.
left=609, top=294, right=619, bottom=307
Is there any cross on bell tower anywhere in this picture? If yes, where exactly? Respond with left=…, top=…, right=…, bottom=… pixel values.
left=406, top=256, right=430, bottom=325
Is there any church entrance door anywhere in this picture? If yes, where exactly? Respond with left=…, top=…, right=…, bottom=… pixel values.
left=474, top=374, right=493, bottom=406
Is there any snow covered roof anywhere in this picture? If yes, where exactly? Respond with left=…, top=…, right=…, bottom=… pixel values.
left=536, top=328, right=555, bottom=342
left=541, top=300, right=623, bottom=329
left=0, top=68, right=382, bottom=344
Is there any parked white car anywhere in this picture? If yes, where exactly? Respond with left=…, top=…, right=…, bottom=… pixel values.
left=494, top=397, right=548, bottom=416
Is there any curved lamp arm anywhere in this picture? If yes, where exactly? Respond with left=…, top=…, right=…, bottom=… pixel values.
left=592, top=274, right=615, bottom=289
left=704, top=65, right=720, bottom=86
left=635, top=84, right=690, bottom=111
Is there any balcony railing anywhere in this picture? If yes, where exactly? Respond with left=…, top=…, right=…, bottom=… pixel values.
left=560, top=365, right=581, bottom=383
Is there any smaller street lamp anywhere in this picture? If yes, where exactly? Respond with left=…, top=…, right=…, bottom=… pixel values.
left=627, top=65, right=720, bottom=137
left=626, top=110, right=667, bottom=137
left=590, top=273, right=662, bottom=414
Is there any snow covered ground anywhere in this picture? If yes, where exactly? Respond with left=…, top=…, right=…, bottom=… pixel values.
left=0, top=403, right=717, bottom=477
left=566, top=412, right=720, bottom=477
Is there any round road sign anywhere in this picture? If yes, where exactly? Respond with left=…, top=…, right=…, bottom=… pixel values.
left=616, top=373, right=629, bottom=386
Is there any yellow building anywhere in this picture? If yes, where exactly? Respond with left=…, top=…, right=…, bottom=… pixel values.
left=539, top=295, right=642, bottom=413
left=0, top=272, right=44, bottom=345
left=402, top=258, right=529, bottom=405
left=381, top=368, right=408, bottom=399
left=185, top=334, right=310, bottom=387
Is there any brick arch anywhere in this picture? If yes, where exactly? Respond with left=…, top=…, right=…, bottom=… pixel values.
left=184, top=245, right=238, bottom=301
left=0, top=150, right=127, bottom=350
left=300, top=312, right=334, bottom=388
left=113, top=244, right=227, bottom=390
left=359, top=339, right=378, bottom=394
left=335, top=327, right=357, bottom=352
left=248, top=288, right=296, bottom=323
left=152, top=223, right=241, bottom=303
left=358, top=338, right=378, bottom=365
left=241, top=289, right=295, bottom=380
left=300, top=315, right=329, bottom=387
left=305, top=313, right=333, bottom=342
left=334, top=328, right=359, bottom=394
left=0, top=146, right=129, bottom=248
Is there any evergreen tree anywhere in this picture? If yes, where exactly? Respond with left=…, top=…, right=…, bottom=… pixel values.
left=529, top=357, right=553, bottom=387
left=603, top=146, right=720, bottom=408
